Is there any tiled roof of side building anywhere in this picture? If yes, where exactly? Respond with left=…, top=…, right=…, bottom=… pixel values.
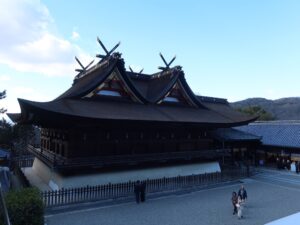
left=0, top=148, right=10, bottom=158
left=210, top=128, right=261, bottom=142
left=237, top=121, right=300, bottom=148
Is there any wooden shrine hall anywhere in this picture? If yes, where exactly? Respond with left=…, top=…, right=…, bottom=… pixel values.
left=8, top=38, right=257, bottom=173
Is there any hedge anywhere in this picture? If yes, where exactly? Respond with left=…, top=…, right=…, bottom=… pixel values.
left=0, top=214, right=4, bottom=225
left=5, top=188, right=44, bottom=225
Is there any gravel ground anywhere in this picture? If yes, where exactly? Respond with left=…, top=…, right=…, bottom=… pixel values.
left=45, top=175, right=300, bottom=225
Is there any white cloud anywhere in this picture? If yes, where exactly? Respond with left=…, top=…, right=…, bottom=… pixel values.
left=0, top=0, right=94, bottom=77
left=12, top=86, right=34, bottom=95
left=1, top=97, right=20, bottom=114
left=263, top=88, right=299, bottom=100
left=0, top=86, right=52, bottom=114
left=0, top=74, right=10, bottom=82
left=71, top=31, right=80, bottom=40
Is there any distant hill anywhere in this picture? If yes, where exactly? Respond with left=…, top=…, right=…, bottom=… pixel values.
left=230, top=97, right=300, bottom=120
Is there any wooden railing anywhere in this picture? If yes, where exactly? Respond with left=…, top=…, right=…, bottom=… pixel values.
left=63, top=149, right=228, bottom=167
left=28, top=144, right=230, bottom=169
left=41, top=169, right=248, bottom=208
left=27, top=145, right=65, bottom=168
left=12, top=156, right=34, bottom=168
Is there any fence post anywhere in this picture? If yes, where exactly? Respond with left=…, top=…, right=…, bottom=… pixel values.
left=100, top=185, right=104, bottom=199
left=47, top=190, right=51, bottom=207
left=70, top=188, right=74, bottom=203
left=109, top=183, right=112, bottom=198
left=126, top=181, right=129, bottom=196
left=58, top=189, right=61, bottom=205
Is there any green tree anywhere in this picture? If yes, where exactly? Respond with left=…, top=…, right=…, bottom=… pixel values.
left=11, top=124, right=35, bottom=156
left=0, top=119, right=13, bottom=145
left=237, top=105, right=275, bottom=121
left=0, top=121, right=35, bottom=155
left=5, top=188, right=44, bottom=225
left=0, top=90, right=6, bottom=114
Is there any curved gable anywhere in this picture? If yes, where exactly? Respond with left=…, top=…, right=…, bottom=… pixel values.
left=55, top=58, right=118, bottom=100
left=84, top=67, right=145, bottom=103
left=177, top=75, right=208, bottom=109
left=145, top=70, right=180, bottom=103
left=55, top=55, right=148, bottom=104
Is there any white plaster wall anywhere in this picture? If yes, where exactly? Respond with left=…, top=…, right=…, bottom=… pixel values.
left=30, top=158, right=221, bottom=190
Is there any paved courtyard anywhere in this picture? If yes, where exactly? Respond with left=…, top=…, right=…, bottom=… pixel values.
left=45, top=169, right=300, bottom=225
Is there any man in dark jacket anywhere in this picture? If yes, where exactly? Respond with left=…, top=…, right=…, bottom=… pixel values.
left=140, top=181, right=146, bottom=202
left=238, top=185, right=248, bottom=202
left=134, top=180, right=141, bottom=204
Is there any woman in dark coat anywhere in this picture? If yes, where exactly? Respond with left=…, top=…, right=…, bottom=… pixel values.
left=231, top=192, right=238, bottom=215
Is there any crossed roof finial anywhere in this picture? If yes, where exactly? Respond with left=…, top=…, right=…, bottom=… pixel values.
left=158, top=53, right=176, bottom=71
left=129, top=66, right=144, bottom=74
left=74, top=56, right=94, bottom=77
left=0, top=90, right=6, bottom=99
left=96, top=37, right=121, bottom=62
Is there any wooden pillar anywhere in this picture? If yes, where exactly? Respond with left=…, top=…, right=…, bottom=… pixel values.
left=230, top=146, right=234, bottom=165
left=254, top=148, right=258, bottom=167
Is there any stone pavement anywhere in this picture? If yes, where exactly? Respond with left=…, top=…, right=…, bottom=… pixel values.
left=45, top=169, right=300, bottom=225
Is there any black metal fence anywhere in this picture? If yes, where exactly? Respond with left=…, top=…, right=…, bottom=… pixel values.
left=41, top=169, right=248, bottom=208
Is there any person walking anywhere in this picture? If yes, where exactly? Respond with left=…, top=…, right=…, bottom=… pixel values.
left=236, top=196, right=243, bottom=219
left=140, top=181, right=146, bottom=202
left=276, top=157, right=280, bottom=169
left=238, top=185, right=247, bottom=202
left=134, top=180, right=141, bottom=204
left=231, top=192, right=238, bottom=215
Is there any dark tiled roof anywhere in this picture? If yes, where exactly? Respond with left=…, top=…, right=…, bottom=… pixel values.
left=237, top=121, right=300, bottom=148
left=128, top=69, right=181, bottom=103
left=201, top=101, right=257, bottom=123
left=198, top=96, right=228, bottom=104
left=56, top=58, right=119, bottom=100
left=8, top=53, right=256, bottom=126
left=145, top=72, right=180, bottom=103
left=6, top=113, right=21, bottom=122
left=16, top=98, right=255, bottom=125
left=210, top=128, right=261, bottom=142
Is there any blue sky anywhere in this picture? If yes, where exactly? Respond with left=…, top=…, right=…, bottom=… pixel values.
left=1, top=0, right=300, bottom=117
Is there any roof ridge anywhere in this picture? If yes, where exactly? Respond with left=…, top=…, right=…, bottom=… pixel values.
left=197, top=95, right=228, bottom=104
